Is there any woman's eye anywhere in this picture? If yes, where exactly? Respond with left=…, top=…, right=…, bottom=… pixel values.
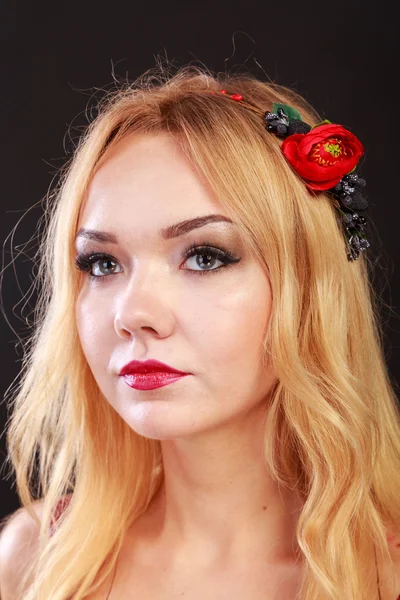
left=75, top=253, right=122, bottom=279
left=91, top=257, right=122, bottom=277
left=74, top=245, right=241, bottom=281
left=182, top=245, right=241, bottom=274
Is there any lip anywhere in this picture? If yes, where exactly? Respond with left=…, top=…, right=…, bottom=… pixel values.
left=122, top=372, right=189, bottom=391
left=119, top=359, right=190, bottom=377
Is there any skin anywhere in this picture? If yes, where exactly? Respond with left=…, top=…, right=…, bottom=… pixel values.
left=75, top=132, right=303, bottom=580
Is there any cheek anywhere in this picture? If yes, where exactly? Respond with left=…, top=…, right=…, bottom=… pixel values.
left=75, top=292, right=112, bottom=366
left=189, top=274, right=272, bottom=375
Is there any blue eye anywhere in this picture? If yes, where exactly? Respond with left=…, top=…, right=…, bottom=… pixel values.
left=74, top=243, right=241, bottom=281
left=182, top=243, right=241, bottom=274
left=75, top=254, right=122, bottom=279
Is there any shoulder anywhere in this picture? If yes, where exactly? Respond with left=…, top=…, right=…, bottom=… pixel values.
left=391, top=537, right=400, bottom=600
left=0, top=499, right=45, bottom=600
left=379, top=530, right=400, bottom=600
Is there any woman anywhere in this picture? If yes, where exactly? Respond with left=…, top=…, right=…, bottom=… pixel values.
left=1, top=64, right=400, bottom=599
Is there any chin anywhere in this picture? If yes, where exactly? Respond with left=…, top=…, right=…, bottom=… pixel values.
left=119, top=403, right=194, bottom=440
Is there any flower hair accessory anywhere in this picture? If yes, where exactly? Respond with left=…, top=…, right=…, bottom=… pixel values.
left=218, top=89, right=370, bottom=262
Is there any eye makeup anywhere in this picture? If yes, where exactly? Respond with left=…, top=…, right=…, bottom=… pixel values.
left=74, top=239, right=242, bottom=281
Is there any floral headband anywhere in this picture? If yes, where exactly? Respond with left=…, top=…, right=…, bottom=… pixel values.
left=217, top=89, right=370, bottom=262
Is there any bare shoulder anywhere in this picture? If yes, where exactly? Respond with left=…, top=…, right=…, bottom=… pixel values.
left=378, top=531, right=400, bottom=600
left=391, top=536, right=400, bottom=600
left=388, top=530, right=400, bottom=598
left=0, top=499, right=45, bottom=600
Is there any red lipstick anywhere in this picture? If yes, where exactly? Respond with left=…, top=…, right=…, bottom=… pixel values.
left=119, top=359, right=190, bottom=391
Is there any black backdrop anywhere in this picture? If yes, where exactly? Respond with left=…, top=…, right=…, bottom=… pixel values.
left=1, top=1, right=398, bottom=520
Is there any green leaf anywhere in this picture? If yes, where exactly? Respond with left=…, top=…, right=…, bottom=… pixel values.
left=311, top=119, right=332, bottom=129
left=272, top=103, right=303, bottom=121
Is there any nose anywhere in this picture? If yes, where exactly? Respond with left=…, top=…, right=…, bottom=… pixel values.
left=113, top=264, right=175, bottom=341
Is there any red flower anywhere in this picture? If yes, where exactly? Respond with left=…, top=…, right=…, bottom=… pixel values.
left=281, top=124, right=364, bottom=191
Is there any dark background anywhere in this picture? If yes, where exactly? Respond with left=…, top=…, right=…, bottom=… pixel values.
left=1, top=1, right=398, bottom=520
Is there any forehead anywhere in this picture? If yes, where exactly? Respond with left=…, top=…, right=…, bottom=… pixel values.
left=94, top=132, right=184, bottom=178
left=83, top=133, right=219, bottom=212
left=76, top=133, right=232, bottom=245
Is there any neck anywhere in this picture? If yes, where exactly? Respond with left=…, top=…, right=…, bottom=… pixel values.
left=143, top=405, right=303, bottom=567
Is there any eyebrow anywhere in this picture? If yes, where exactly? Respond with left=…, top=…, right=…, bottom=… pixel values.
left=75, top=214, right=234, bottom=244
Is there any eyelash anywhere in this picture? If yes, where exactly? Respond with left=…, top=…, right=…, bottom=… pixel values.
left=74, top=242, right=241, bottom=281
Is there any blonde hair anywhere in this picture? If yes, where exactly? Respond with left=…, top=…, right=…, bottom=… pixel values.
left=2, top=62, right=400, bottom=599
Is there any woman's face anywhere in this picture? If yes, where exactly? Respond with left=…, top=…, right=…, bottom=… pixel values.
left=75, top=132, right=275, bottom=440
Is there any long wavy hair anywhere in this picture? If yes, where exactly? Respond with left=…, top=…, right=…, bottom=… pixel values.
left=2, top=63, right=400, bottom=600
